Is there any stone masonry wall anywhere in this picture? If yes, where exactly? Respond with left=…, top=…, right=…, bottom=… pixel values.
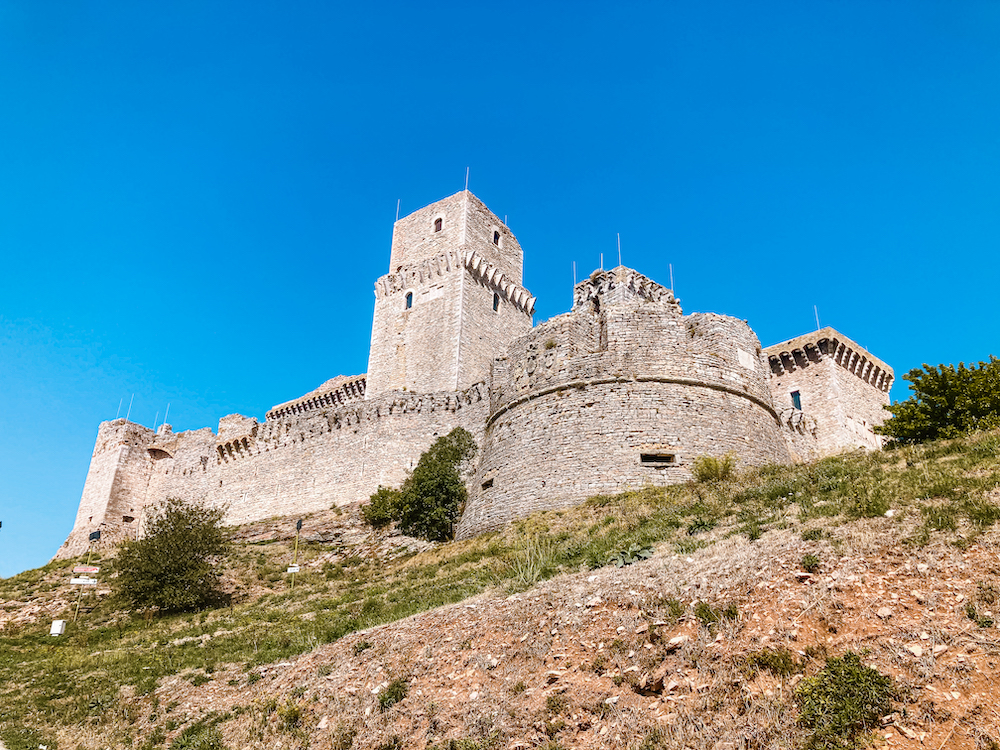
left=367, top=191, right=533, bottom=398
left=766, top=327, right=893, bottom=457
left=57, top=383, right=489, bottom=558
left=456, top=267, right=791, bottom=539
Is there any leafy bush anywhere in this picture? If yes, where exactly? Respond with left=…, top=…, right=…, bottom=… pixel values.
left=361, top=428, right=477, bottom=541
left=362, top=486, right=401, bottom=528
left=801, top=554, right=821, bottom=573
left=692, top=453, right=735, bottom=483
left=797, top=651, right=893, bottom=750
left=113, top=498, right=229, bottom=613
left=877, top=357, right=1000, bottom=444
left=607, top=544, right=654, bottom=567
left=378, top=678, right=409, bottom=711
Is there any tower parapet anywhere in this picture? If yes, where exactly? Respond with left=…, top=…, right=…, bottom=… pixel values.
left=764, top=327, right=893, bottom=456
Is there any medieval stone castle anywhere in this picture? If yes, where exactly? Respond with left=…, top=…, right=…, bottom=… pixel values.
left=58, top=191, right=894, bottom=556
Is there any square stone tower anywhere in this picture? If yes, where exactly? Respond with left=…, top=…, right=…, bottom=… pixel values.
left=365, top=191, right=536, bottom=398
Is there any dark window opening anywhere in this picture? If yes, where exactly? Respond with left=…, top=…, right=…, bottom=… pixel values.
left=493, top=292, right=500, bottom=312
left=405, top=292, right=413, bottom=309
left=493, top=230, right=500, bottom=245
left=791, top=390, right=802, bottom=410
left=434, top=217, right=442, bottom=232
left=122, top=515, right=134, bottom=523
left=481, top=478, right=494, bottom=490
left=641, top=453, right=676, bottom=465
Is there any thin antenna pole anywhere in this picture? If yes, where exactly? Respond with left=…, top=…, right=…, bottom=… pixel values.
left=573, top=261, right=577, bottom=286
left=617, top=233, right=621, bottom=267
left=153, top=411, right=159, bottom=433
left=504, top=214, right=507, bottom=225
left=814, top=305, right=821, bottom=331
left=115, top=397, right=123, bottom=419
left=124, top=394, right=134, bottom=423
left=464, top=167, right=469, bottom=191
left=395, top=199, right=400, bottom=222
left=163, top=403, right=169, bottom=428
left=600, top=252, right=603, bottom=271
left=669, top=264, right=674, bottom=291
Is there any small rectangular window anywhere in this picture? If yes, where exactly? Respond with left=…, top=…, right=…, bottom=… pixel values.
left=791, top=390, right=802, bottom=410
left=641, top=453, right=675, bottom=465
left=405, top=292, right=413, bottom=309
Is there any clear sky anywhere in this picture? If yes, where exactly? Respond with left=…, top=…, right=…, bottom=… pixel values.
left=2, top=1, right=998, bottom=577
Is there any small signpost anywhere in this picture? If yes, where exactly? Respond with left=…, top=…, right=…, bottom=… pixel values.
left=73, top=529, right=102, bottom=622
left=290, top=519, right=303, bottom=589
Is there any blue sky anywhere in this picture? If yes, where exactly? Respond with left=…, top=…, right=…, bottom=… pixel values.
left=2, top=1, right=998, bottom=577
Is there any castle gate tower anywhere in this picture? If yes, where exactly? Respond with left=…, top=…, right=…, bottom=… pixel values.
left=365, top=191, right=536, bottom=398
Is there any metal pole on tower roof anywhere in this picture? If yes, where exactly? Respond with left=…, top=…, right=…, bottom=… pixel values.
left=125, top=394, right=134, bottom=423
left=465, top=167, right=469, bottom=191
left=815, top=305, right=821, bottom=331
left=617, top=233, right=621, bottom=267
left=395, top=199, right=400, bottom=222
left=669, top=264, right=674, bottom=291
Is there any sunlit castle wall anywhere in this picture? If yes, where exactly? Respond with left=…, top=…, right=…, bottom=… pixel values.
left=57, top=379, right=489, bottom=558
left=457, top=267, right=792, bottom=539
left=365, top=191, right=534, bottom=398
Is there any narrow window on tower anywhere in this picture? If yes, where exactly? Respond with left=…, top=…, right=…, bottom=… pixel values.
left=493, top=292, right=500, bottom=312
left=493, top=230, right=500, bottom=246
left=405, top=292, right=413, bottom=309
left=434, top=217, right=442, bottom=232
left=791, top=390, right=802, bottom=410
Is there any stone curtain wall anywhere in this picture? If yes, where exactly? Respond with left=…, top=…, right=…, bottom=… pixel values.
left=765, top=327, right=893, bottom=457
left=57, top=383, right=489, bottom=558
left=457, top=268, right=791, bottom=539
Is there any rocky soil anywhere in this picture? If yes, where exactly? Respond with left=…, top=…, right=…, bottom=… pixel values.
left=44, top=525, right=999, bottom=750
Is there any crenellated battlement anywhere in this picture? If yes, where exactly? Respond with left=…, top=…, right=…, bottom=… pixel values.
left=266, top=375, right=367, bottom=420
left=573, top=266, right=680, bottom=313
left=462, top=250, right=536, bottom=316
left=765, top=327, right=893, bottom=393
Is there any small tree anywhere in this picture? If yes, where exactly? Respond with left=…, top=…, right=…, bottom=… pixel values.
left=362, top=486, right=401, bottom=528
left=876, top=357, right=1000, bottom=444
left=113, top=498, right=230, bottom=613
left=361, top=427, right=477, bottom=542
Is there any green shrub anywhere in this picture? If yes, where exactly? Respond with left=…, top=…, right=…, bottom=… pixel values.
left=362, top=486, right=401, bottom=529
left=113, top=498, right=229, bottom=613
left=607, top=544, right=654, bottom=567
left=170, top=719, right=227, bottom=750
left=745, top=648, right=802, bottom=678
left=877, top=357, right=1000, bottom=444
left=796, top=651, right=894, bottom=750
left=360, top=428, right=477, bottom=541
left=397, top=428, right=477, bottom=541
left=378, top=678, right=409, bottom=711
left=692, top=454, right=735, bottom=483
left=801, top=554, right=821, bottom=573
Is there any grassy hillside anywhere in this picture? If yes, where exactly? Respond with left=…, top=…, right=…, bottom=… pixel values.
left=1, top=430, right=999, bottom=750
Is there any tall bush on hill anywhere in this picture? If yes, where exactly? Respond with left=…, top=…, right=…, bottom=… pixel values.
left=361, top=427, right=477, bottom=542
left=113, top=498, right=230, bottom=612
left=876, top=357, right=1000, bottom=444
